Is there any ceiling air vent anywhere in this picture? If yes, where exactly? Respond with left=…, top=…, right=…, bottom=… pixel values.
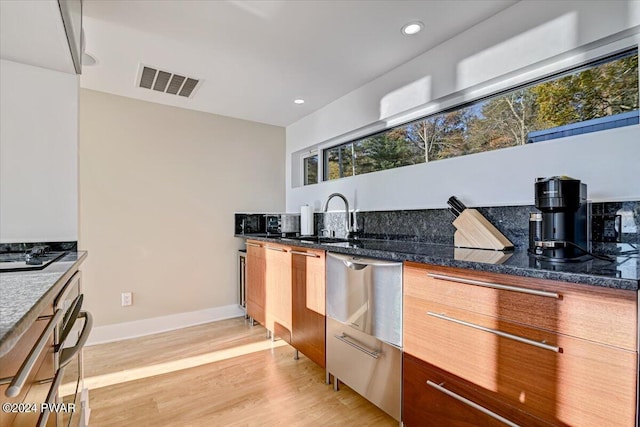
left=136, top=65, right=201, bottom=98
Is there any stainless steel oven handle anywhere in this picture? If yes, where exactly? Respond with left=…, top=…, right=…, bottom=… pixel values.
left=334, top=334, right=380, bottom=359
left=5, top=309, right=65, bottom=398
left=59, top=311, right=94, bottom=368
left=290, top=250, right=320, bottom=257
left=426, top=381, right=520, bottom=427
left=427, top=311, right=560, bottom=353
left=427, top=273, right=560, bottom=299
left=36, top=365, right=66, bottom=427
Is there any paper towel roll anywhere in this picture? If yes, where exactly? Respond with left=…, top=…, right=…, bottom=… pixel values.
left=300, top=205, right=314, bottom=235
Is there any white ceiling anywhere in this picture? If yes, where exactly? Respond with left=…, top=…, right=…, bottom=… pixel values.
left=51, top=1, right=519, bottom=127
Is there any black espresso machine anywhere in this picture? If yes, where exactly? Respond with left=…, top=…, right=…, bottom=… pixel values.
left=530, top=176, right=589, bottom=261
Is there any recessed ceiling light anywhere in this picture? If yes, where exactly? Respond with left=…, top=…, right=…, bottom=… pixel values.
left=294, top=99, right=305, bottom=104
left=82, top=52, right=97, bottom=66
left=401, top=21, right=424, bottom=35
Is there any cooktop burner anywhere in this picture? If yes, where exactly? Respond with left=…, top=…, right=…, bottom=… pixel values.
left=0, top=246, right=67, bottom=273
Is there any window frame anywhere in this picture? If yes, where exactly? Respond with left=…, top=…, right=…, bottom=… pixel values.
left=301, top=150, right=320, bottom=186
left=308, top=39, right=639, bottom=184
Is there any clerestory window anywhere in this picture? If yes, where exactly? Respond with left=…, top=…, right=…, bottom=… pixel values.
left=322, top=49, right=639, bottom=182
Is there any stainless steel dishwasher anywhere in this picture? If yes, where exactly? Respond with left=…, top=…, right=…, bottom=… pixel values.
left=326, top=252, right=402, bottom=421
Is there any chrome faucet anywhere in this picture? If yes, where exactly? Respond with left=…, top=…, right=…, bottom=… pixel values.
left=323, top=193, right=354, bottom=236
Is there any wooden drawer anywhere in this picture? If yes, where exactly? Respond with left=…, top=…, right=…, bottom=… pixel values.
left=5, top=366, right=57, bottom=427
left=0, top=318, right=49, bottom=379
left=403, top=353, right=551, bottom=427
left=265, top=242, right=292, bottom=333
left=291, top=246, right=325, bottom=368
left=0, top=323, right=55, bottom=427
left=404, top=262, right=637, bottom=350
left=404, top=296, right=637, bottom=426
left=290, top=246, right=325, bottom=315
left=245, top=240, right=266, bottom=325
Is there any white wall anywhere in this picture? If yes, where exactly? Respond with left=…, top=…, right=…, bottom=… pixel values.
left=286, top=1, right=640, bottom=212
left=79, top=89, right=285, bottom=328
left=0, top=59, right=79, bottom=242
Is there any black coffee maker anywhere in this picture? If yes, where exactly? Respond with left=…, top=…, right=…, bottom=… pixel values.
left=531, top=176, right=589, bottom=260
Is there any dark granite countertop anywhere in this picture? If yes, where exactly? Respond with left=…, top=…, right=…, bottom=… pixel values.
left=238, top=235, right=639, bottom=291
left=0, top=251, right=87, bottom=357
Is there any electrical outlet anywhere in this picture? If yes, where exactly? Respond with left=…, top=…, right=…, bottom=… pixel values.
left=121, top=292, right=132, bottom=307
left=592, top=214, right=622, bottom=242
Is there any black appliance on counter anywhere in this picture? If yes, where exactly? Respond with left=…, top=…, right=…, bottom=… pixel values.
left=265, top=214, right=281, bottom=235
left=265, top=213, right=301, bottom=237
left=234, top=213, right=267, bottom=235
left=234, top=212, right=301, bottom=237
left=531, top=176, right=589, bottom=261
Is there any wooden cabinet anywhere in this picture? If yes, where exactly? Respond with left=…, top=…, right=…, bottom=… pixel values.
left=246, top=239, right=294, bottom=337
left=246, top=240, right=326, bottom=368
left=298, top=248, right=326, bottom=316
left=403, top=262, right=638, bottom=427
left=291, top=247, right=326, bottom=368
left=404, top=353, right=552, bottom=427
left=264, top=243, right=293, bottom=338
left=0, top=304, right=56, bottom=427
left=405, top=263, right=636, bottom=350
left=245, top=240, right=266, bottom=326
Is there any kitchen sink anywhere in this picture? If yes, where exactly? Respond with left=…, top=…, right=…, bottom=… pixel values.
left=281, top=236, right=366, bottom=248
left=285, top=236, right=351, bottom=244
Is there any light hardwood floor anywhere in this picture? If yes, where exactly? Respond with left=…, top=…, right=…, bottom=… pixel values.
left=76, top=317, right=397, bottom=426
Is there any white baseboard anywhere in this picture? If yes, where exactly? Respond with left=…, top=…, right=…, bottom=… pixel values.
left=86, top=305, right=245, bottom=346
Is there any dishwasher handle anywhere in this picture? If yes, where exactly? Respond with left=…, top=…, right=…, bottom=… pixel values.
left=334, top=333, right=380, bottom=359
left=327, top=252, right=402, bottom=270
left=344, top=260, right=367, bottom=270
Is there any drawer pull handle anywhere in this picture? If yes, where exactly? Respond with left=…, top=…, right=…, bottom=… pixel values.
left=427, top=312, right=560, bottom=353
left=5, top=308, right=65, bottom=398
left=36, top=366, right=66, bottom=427
left=290, top=250, right=320, bottom=257
left=334, top=334, right=380, bottom=359
left=265, top=246, right=287, bottom=252
left=427, top=273, right=560, bottom=299
left=427, top=380, right=520, bottom=427
left=245, top=242, right=261, bottom=247
left=59, top=311, right=94, bottom=368
left=57, top=294, right=84, bottom=350
left=54, top=271, right=81, bottom=310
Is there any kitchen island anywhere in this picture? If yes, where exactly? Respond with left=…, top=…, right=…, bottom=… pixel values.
left=0, top=251, right=89, bottom=427
left=0, top=251, right=87, bottom=357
